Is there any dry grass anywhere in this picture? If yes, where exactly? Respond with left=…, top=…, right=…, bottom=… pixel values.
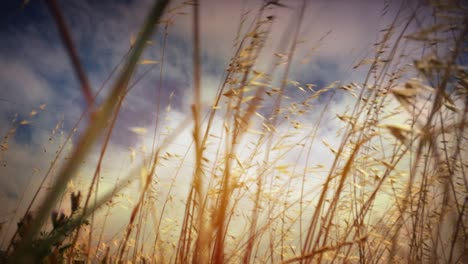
left=1, top=0, right=467, bottom=263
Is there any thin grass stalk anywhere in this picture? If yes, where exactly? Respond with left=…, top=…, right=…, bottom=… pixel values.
left=189, top=0, right=212, bottom=262
left=45, top=0, right=94, bottom=110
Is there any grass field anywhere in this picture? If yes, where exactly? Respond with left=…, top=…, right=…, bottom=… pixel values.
left=0, top=0, right=467, bottom=263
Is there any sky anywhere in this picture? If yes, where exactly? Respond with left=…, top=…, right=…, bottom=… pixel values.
left=0, top=0, right=428, bottom=250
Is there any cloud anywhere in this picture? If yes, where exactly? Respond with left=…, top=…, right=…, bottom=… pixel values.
left=0, top=60, right=52, bottom=107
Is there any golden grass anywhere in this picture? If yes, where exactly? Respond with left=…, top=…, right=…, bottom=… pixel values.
left=1, top=0, right=467, bottom=263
